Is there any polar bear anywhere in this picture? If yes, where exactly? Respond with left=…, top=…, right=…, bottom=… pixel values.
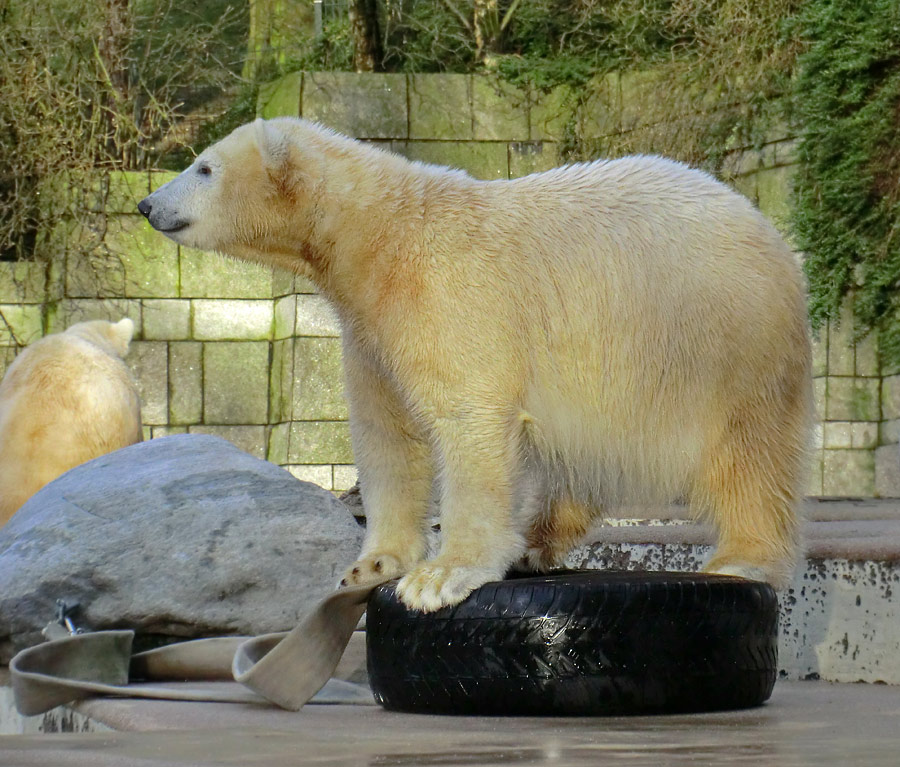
left=0, top=319, right=143, bottom=525
left=139, top=117, right=811, bottom=612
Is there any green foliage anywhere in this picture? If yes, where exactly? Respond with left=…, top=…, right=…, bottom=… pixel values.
left=380, top=2, right=474, bottom=73
left=285, top=17, right=355, bottom=73
left=790, top=0, right=900, bottom=363
left=0, top=0, right=247, bottom=262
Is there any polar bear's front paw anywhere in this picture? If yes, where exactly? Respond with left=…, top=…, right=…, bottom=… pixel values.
left=339, top=553, right=407, bottom=588
left=396, top=562, right=503, bottom=613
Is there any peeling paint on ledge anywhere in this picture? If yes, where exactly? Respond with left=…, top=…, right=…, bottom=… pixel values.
left=567, top=542, right=900, bottom=684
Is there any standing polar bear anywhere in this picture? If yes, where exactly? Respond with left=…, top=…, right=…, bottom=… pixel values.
left=0, top=319, right=143, bottom=525
left=139, top=117, right=811, bottom=612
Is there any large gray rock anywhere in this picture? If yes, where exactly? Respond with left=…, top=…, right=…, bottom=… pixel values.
left=0, top=434, right=363, bottom=662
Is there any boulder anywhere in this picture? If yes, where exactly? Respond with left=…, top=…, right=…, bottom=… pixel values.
left=0, top=434, right=363, bottom=662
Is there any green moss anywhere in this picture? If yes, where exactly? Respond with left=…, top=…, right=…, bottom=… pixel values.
left=790, top=0, right=900, bottom=365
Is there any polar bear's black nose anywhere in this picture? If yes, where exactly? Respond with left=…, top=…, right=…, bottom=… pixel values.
left=137, top=198, right=152, bottom=218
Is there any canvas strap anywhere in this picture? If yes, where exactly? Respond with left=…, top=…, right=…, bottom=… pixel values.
left=9, top=580, right=387, bottom=717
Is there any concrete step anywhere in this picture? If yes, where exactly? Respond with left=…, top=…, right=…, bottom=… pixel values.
left=568, top=497, right=900, bottom=684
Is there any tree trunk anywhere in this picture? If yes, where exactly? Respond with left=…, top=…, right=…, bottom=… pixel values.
left=96, top=0, right=132, bottom=165
left=473, top=0, right=499, bottom=63
left=349, top=0, right=383, bottom=72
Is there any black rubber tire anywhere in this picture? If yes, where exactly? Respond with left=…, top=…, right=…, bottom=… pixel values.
left=366, top=570, right=778, bottom=716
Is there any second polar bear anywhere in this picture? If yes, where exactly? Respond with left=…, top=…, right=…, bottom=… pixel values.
left=0, top=319, right=143, bottom=525
left=139, top=118, right=812, bottom=612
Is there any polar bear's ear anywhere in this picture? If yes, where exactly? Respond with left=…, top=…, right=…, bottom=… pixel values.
left=254, top=118, right=290, bottom=171
left=114, top=318, right=135, bottom=344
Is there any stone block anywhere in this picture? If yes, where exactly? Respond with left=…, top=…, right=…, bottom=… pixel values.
left=0, top=347, right=17, bottom=379
left=272, top=270, right=299, bottom=297
left=823, top=422, right=851, bottom=449
left=292, top=337, right=348, bottom=420
left=755, top=165, right=795, bottom=230
left=105, top=171, right=150, bottom=215
left=66, top=217, right=172, bottom=300
left=64, top=223, right=126, bottom=298
left=850, top=422, right=878, bottom=449
left=812, top=423, right=824, bottom=450
left=193, top=299, right=274, bottom=341
left=875, top=444, right=900, bottom=498
left=151, top=426, right=188, bottom=439
left=409, top=74, right=473, bottom=140
left=203, top=341, right=270, bottom=424
left=0, top=261, right=46, bottom=304
left=730, top=172, right=758, bottom=203
left=106, top=216, right=180, bottom=298
left=295, top=293, right=341, bottom=337
left=180, top=247, right=274, bottom=298
left=579, top=73, right=620, bottom=138
left=267, top=422, right=290, bottom=465
left=285, top=464, right=334, bottom=488
left=529, top=84, right=577, bottom=142
left=811, top=332, right=827, bottom=378
left=295, top=275, right=318, bottom=294
left=258, top=71, right=303, bottom=119
left=855, top=331, right=879, bottom=376
left=44, top=249, right=64, bottom=302
left=882, top=375, right=900, bottom=420
left=404, top=141, right=508, bottom=180
left=303, top=72, right=408, bottom=139
left=881, top=419, right=900, bottom=446
left=823, top=449, right=875, bottom=497
left=275, top=295, right=297, bottom=339
left=806, top=451, right=823, bottom=496
left=472, top=75, right=529, bottom=141
left=827, top=313, right=854, bottom=376
left=188, top=425, right=267, bottom=459
left=149, top=171, right=179, bottom=192
left=270, top=338, right=294, bottom=423
left=619, top=70, right=668, bottom=132
left=0, top=305, right=43, bottom=346
left=48, top=299, right=142, bottom=335
left=813, top=378, right=826, bottom=421
left=143, top=299, right=191, bottom=341
left=127, top=340, right=169, bottom=426
left=773, top=138, right=798, bottom=166
left=332, top=465, right=358, bottom=492
left=288, top=421, right=353, bottom=464
left=509, top=142, right=559, bottom=178
left=826, top=377, right=879, bottom=422
left=723, top=147, right=764, bottom=179
left=168, top=342, right=203, bottom=425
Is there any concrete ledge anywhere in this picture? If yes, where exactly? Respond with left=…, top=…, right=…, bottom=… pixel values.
left=588, top=498, right=900, bottom=560
left=3, top=682, right=900, bottom=767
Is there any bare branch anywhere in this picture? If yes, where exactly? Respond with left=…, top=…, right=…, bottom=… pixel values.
left=499, top=0, right=523, bottom=32
left=439, top=0, right=473, bottom=32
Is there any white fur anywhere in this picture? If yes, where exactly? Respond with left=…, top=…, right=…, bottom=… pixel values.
left=140, top=118, right=812, bottom=611
left=0, top=319, right=143, bottom=525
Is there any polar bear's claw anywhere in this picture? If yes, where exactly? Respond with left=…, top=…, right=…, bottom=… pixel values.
left=339, top=553, right=406, bottom=588
left=396, top=563, right=502, bottom=613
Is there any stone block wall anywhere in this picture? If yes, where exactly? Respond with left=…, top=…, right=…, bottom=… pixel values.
left=0, top=172, right=354, bottom=490
left=0, top=71, right=896, bottom=497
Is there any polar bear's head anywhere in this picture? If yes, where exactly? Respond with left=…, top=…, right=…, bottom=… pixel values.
left=138, top=119, right=333, bottom=270
left=65, top=318, right=135, bottom=358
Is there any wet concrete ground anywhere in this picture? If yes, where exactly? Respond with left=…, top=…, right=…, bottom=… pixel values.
left=1, top=681, right=899, bottom=766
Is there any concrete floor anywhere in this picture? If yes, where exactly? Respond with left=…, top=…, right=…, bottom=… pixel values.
left=1, top=681, right=899, bottom=766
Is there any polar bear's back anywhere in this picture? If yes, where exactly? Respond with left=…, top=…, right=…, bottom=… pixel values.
left=483, top=156, right=810, bottom=505
left=0, top=326, right=143, bottom=524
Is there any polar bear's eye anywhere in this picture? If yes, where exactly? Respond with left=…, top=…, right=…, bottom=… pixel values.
left=197, top=164, right=212, bottom=176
